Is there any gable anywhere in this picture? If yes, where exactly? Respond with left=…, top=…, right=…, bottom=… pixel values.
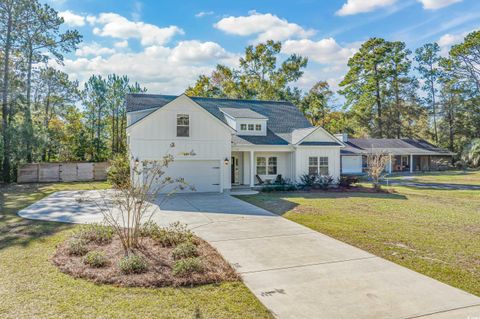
left=127, top=95, right=233, bottom=139
left=296, top=127, right=344, bottom=146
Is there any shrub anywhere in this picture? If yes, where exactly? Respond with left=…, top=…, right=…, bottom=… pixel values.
left=119, top=255, right=148, bottom=274
left=66, top=238, right=88, bottom=256
left=300, top=174, right=316, bottom=187
left=144, top=222, right=193, bottom=247
left=83, top=251, right=109, bottom=268
left=317, top=175, right=334, bottom=189
left=172, top=241, right=198, bottom=260
left=172, top=257, right=203, bottom=276
left=76, top=223, right=114, bottom=245
left=107, top=153, right=130, bottom=188
left=339, top=175, right=359, bottom=188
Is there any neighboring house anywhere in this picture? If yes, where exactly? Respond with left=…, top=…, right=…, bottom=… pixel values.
left=336, top=134, right=455, bottom=175
left=126, top=94, right=344, bottom=193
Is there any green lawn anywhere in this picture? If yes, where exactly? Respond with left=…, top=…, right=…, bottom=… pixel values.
left=239, top=185, right=480, bottom=296
left=387, top=170, right=480, bottom=185
left=0, top=182, right=272, bottom=319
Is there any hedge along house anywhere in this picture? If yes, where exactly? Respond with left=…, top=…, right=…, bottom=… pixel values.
left=336, top=134, right=456, bottom=175
left=126, top=94, right=344, bottom=193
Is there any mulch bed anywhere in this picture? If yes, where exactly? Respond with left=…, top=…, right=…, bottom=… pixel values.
left=52, top=235, right=239, bottom=288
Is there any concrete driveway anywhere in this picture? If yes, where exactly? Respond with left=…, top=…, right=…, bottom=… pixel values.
left=19, top=191, right=480, bottom=319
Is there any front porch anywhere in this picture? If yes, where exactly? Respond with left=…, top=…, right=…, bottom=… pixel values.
left=231, top=149, right=295, bottom=188
left=384, top=155, right=453, bottom=173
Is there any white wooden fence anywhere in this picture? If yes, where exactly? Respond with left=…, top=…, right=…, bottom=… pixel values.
left=17, top=162, right=109, bottom=183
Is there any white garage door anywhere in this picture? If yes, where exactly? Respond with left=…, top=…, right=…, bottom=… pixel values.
left=341, top=156, right=362, bottom=174
left=162, top=160, right=221, bottom=193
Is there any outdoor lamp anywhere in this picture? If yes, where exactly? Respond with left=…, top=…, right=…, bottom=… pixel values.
left=224, top=157, right=230, bottom=166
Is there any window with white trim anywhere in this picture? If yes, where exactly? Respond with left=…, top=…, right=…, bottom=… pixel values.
left=308, top=157, right=318, bottom=175
left=176, top=114, right=189, bottom=137
left=257, top=156, right=277, bottom=175
left=319, top=157, right=329, bottom=175
left=308, top=156, right=329, bottom=175
left=256, top=157, right=266, bottom=175
left=255, top=124, right=262, bottom=131
left=240, top=124, right=247, bottom=130
left=248, top=124, right=254, bottom=131
left=268, top=157, right=277, bottom=174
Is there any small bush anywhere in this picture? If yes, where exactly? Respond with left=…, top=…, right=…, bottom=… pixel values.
left=172, top=241, right=198, bottom=260
left=300, top=174, right=316, bottom=187
left=119, top=255, right=148, bottom=274
left=172, top=257, right=203, bottom=276
left=144, top=222, right=193, bottom=247
left=107, top=153, right=130, bottom=188
left=66, top=238, right=88, bottom=256
left=76, top=223, right=114, bottom=245
left=317, top=175, right=334, bottom=189
left=339, top=175, right=359, bottom=188
left=83, top=251, right=109, bottom=268
left=140, top=220, right=161, bottom=238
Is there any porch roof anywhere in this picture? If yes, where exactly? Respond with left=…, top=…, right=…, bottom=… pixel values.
left=341, top=138, right=455, bottom=156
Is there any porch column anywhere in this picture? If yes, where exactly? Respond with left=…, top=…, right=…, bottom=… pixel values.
left=250, top=150, right=254, bottom=187
left=410, top=154, right=413, bottom=173
left=388, top=155, right=392, bottom=174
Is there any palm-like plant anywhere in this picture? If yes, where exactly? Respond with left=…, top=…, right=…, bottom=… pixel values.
left=461, top=139, right=480, bottom=168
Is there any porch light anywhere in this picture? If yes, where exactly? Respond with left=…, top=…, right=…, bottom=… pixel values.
left=224, top=157, right=230, bottom=166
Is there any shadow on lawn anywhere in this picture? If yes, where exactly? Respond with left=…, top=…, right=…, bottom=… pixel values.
left=0, top=183, right=74, bottom=252
left=243, top=189, right=407, bottom=216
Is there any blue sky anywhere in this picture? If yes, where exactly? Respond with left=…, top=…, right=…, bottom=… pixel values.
left=48, top=0, right=479, bottom=95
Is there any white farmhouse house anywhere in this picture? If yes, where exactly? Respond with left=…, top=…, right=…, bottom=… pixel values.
left=126, top=94, right=344, bottom=193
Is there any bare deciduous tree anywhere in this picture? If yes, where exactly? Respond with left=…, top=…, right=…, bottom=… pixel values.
left=94, top=146, right=194, bottom=256
left=366, top=151, right=390, bottom=191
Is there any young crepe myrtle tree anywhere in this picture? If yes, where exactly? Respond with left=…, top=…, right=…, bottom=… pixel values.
left=97, top=143, right=195, bottom=256
left=366, top=151, right=390, bottom=191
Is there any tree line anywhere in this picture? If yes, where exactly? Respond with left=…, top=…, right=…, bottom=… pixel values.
left=187, top=33, right=480, bottom=165
left=0, top=0, right=145, bottom=182
left=1, top=0, right=478, bottom=183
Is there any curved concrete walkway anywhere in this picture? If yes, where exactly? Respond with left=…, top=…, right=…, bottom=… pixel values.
left=18, top=191, right=480, bottom=319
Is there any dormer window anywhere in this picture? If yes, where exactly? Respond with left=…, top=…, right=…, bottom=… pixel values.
left=240, top=124, right=247, bottom=130
left=248, top=124, right=254, bottom=131
left=177, top=114, right=189, bottom=137
left=255, top=124, right=261, bottom=131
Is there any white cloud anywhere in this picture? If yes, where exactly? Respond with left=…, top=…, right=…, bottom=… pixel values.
left=336, top=0, right=397, bottom=16
left=59, top=10, right=86, bottom=27
left=282, top=38, right=357, bottom=65
left=214, top=11, right=315, bottom=42
left=75, top=43, right=116, bottom=57
left=195, top=11, right=214, bottom=18
left=438, top=30, right=469, bottom=55
left=418, top=0, right=462, bottom=10
left=169, top=40, right=231, bottom=63
left=89, top=13, right=184, bottom=46
left=53, top=40, right=237, bottom=94
left=114, top=40, right=129, bottom=48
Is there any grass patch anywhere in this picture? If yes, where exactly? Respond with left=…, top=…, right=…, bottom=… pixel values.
left=387, top=169, right=480, bottom=185
left=239, top=185, right=480, bottom=296
left=0, top=182, right=272, bottom=319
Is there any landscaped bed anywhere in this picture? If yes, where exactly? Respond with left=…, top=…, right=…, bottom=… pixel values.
left=52, top=222, right=238, bottom=287
left=0, top=183, right=273, bottom=319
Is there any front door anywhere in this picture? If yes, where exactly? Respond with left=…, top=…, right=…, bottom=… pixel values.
left=231, top=156, right=240, bottom=185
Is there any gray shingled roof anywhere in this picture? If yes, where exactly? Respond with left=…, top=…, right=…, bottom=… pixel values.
left=220, top=107, right=268, bottom=119
left=341, top=138, right=455, bottom=156
left=126, top=93, right=313, bottom=145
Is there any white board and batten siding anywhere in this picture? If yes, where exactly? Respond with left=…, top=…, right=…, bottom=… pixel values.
left=294, top=128, right=342, bottom=181
left=127, top=95, right=232, bottom=193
